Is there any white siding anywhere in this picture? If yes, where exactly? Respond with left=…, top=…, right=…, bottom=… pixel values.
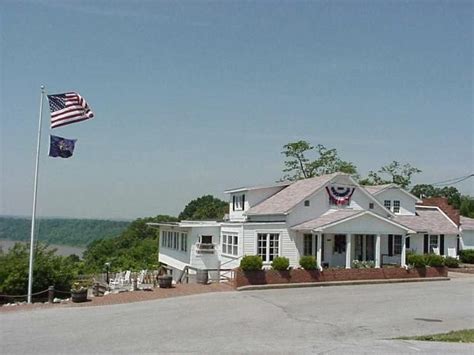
left=242, top=224, right=299, bottom=267
left=228, top=186, right=286, bottom=222
left=374, top=188, right=417, bottom=215
left=461, top=230, right=474, bottom=250
left=322, top=214, right=407, bottom=235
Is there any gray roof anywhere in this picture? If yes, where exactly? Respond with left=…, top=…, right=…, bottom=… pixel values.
left=393, top=207, right=459, bottom=234
left=362, top=184, right=393, bottom=195
left=291, top=210, right=363, bottom=231
left=246, top=173, right=341, bottom=215
left=460, top=216, right=474, bottom=231
left=224, top=181, right=291, bottom=194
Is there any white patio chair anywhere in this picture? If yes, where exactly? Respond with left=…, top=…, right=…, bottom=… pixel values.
left=432, top=247, right=440, bottom=255
left=119, top=270, right=131, bottom=287
left=109, top=271, right=123, bottom=288
left=447, top=248, right=457, bottom=258
left=137, top=269, right=147, bottom=285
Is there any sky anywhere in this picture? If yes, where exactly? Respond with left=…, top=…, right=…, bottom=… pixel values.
left=0, top=0, right=472, bottom=220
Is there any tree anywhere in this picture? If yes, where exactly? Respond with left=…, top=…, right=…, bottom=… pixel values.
left=281, top=141, right=358, bottom=181
left=360, top=161, right=421, bottom=188
left=0, top=243, right=79, bottom=296
left=178, top=195, right=228, bottom=220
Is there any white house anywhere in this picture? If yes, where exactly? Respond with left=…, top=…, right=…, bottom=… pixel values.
left=150, top=173, right=461, bottom=279
left=460, top=216, right=474, bottom=250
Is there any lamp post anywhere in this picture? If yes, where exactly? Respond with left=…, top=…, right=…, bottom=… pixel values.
left=104, top=262, right=110, bottom=284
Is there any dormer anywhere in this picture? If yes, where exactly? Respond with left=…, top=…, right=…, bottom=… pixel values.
left=224, top=182, right=290, bottom=222
left=364, top=184, right=421, bottom=215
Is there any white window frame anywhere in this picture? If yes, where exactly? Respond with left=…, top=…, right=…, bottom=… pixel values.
left=384, top=200, right=391, bottom=210
left=234, top=194, right=244, bottom=211
left=180, top=232, right=187, bottom=252
left=222, top=233, right=238, bottom=256
left=257, top=233, right=280, bottom=263
left=393, top=200, right=401, bottom=214
left=429, top=235, right=438, bottom=253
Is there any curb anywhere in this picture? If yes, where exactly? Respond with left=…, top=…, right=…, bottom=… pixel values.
left=236, top=277, right=450, bottom=291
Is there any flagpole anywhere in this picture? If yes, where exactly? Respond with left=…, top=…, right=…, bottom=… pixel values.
left=27, top=85, right=45, bottom=304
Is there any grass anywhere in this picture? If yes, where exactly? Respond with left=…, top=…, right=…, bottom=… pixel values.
left=398, top=329, right=474, bottom=343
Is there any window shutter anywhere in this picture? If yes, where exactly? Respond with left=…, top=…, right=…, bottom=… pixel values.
left=242, top=194, right=245, bottom=210
left=423, top=234, right=429, bottom=254
left=388, top=235, right=393, bottom=256
left=406, top=236, right=410, bottom=249
left=232, top=195, right=236, bottom=211
left=440, top=235, right=444, bottom=255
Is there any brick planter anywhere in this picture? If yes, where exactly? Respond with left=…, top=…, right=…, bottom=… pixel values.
left=234, top=267, right=447, bottom=288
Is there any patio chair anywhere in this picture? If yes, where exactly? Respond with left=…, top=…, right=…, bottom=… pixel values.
left=447, top=248, right=457, bottom=258
left=137, top=269, right=147, bottom=286
left=109, top=271, right=124, bottom=288
left=119, top=270, right=131, bottom=287
left=432, top=247, right=440, bottom=255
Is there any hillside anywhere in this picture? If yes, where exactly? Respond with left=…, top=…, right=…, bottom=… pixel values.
left=0, top=216, right=130, bottom=247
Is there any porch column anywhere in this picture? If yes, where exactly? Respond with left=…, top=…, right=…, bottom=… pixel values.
left=401, top=235, right=407, bottom=268
left=375, top=234, right=381, bottom=268
left=345, top=234, right=352, bottom=269
left=316, top=232, right=322, bottom=271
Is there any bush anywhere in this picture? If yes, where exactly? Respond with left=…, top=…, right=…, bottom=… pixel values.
left=424, top=254, right=445, bottom=267
left=299, top=256, right=318, bottom=270
left=407, top=254, right=426, bottom=268
left=444, top=257, right=459, bottom=268
left=271, top=256, right=290, bottom=271
left=460, top=250, right=474, bottom=264
left=240, top=255, right=263, bottom=272
left=352, top=260, right=375, bottom=269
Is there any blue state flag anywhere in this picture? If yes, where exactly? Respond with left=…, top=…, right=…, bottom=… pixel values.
left=49, top=135, right=77, bottom=158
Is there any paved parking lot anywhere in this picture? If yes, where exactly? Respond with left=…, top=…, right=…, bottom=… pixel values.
left=1, top=277, right=473, bottom=354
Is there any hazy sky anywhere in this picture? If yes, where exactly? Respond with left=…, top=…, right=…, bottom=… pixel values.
left=1, top=0, right=472, bottom=220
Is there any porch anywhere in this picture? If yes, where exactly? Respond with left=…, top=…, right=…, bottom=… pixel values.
left=291, top=210, right=416, bottom=269
left=299, top=232, right=407, bottom=269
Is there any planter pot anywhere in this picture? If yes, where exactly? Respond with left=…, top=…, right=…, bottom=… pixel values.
left=71, top=289, right=88, bottom=303
left=158, top=275, right=173, bottom=288
left=196, top=269, right=209, bottom=284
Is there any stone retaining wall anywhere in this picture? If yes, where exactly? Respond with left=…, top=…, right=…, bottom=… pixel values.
left=234, top=267, right=447, bottom=288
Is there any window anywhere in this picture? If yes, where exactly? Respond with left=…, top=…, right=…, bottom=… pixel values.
left=222, top=234, right=238, bottom=256
left=384, top=200, right=391, bottom=210
left=303, top=234, right=313, bottom=256
left=304, top=200, right=310, bottom=207
left=429, top=235, right=438, bottom=252
left=334, top=234, right=346, bottom=254
left=173, top=232, right=179, bottom=249
left=257, top=233, right=279, bottom=262
left=369, top=203, right=374, bottom=209
left=393, top=235, right=402, bottom=255
left=233, top=194, right=245, bottom=211
left=180, top=233, right=187, bottom=252
left=393, top=200, right=400, bottom=213
left=200, top=235, right=213, bottom=244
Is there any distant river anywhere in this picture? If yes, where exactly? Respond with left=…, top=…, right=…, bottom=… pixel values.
left=0, top=239, right=86, bottom=257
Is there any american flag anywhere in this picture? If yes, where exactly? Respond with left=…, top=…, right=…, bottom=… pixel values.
left=47, top=92, right=94, bottom=129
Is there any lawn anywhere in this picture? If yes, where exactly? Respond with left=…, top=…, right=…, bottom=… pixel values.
left=398, top=329, right=474, bottom=343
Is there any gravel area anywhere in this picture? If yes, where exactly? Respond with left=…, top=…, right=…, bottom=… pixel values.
left=0, top=282, right=234, bottom=313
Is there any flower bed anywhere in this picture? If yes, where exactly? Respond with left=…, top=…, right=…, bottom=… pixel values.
left=234, top=266, right=447, bottom=288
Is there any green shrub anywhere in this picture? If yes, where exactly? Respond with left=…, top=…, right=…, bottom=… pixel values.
left=444, top=257, right=459, bottom=268
left=240, top=255, right=263, bottom=272
left=459, top=250, right=474, bottom=264
left=271, top=256, right=290, bottom=271
left=299, top=256, right=318, bottom=270
left=407, top=253, right=426, bottom=268
left=424, top=254, right=445, bottom=267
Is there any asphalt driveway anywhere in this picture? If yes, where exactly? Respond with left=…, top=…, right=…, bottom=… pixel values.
left=1, top=277, right=473, bottom=354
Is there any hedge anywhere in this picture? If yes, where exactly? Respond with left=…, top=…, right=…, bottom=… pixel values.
left=299, top=256, right=318, bottom=270
left=271, top=256, right=290, bottom=271
left=240, top=255, right=263, bottom=272
left=459, top=250, right=474, bottom=264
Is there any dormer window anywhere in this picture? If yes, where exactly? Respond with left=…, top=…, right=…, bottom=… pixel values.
left=393, top=200, right=400, bottom=213
left=369, top=203, right=374, bottom=209
left=384, top=200, right=391, bottom=210
left=304, top=200, right=310, bottom=207
left=233, top=194, right=245, bottom=211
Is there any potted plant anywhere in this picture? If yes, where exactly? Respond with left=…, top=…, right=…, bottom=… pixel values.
left=71, top=282, right=88, bottom=303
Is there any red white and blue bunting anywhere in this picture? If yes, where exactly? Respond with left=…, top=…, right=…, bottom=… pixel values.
left=326, top=185, right=355, bottom=206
